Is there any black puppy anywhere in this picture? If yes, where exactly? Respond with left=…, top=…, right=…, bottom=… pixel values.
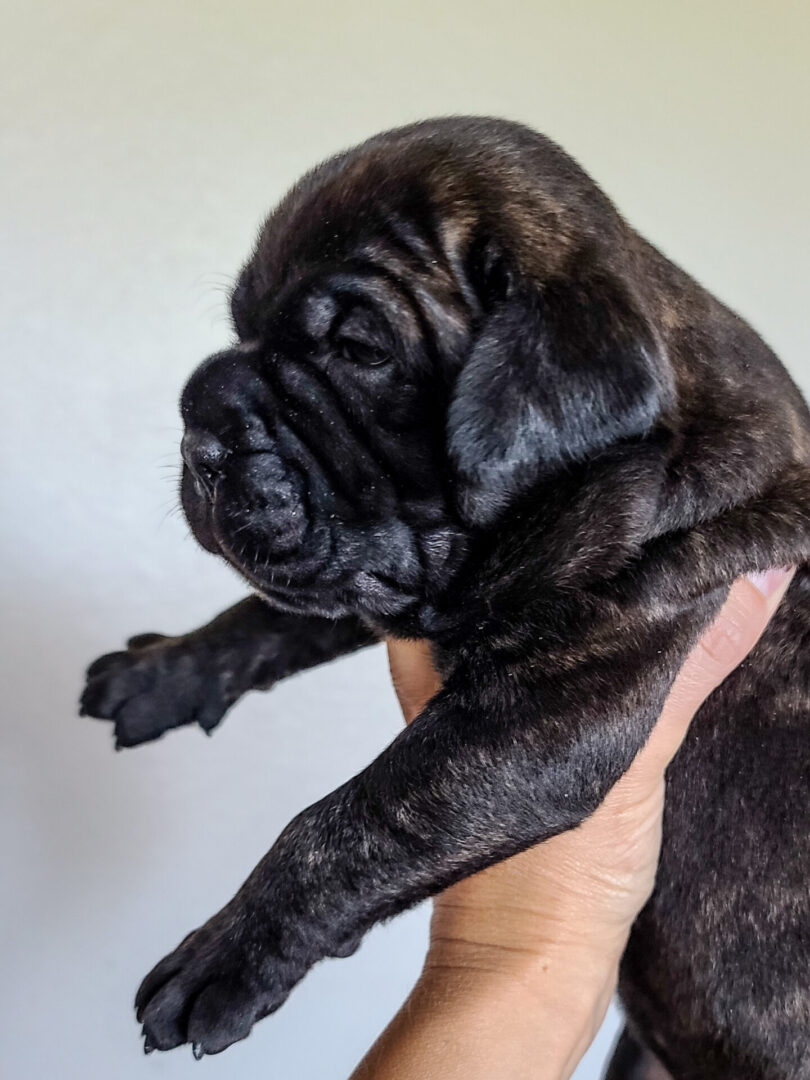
left=81, top=118, right=810, bottom=1077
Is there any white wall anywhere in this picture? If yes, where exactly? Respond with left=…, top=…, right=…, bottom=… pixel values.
left=1, top=2, right=808, bottom=1077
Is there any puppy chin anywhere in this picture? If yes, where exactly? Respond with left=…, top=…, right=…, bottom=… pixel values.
left=254, top=586, right=351, bottom=619
left=351, top=571, right=417, bottom=617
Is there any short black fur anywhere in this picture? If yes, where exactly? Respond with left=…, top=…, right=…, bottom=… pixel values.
left=81, top=118, right=810, bottom=1076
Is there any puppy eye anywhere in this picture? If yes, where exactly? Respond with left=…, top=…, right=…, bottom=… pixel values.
left=337, top=338, right=390, bottom=367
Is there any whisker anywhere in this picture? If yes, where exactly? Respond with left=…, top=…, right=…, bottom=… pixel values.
left=230, top=520, right=257, bottom=539
left=157, top=502, right=184, bottom=529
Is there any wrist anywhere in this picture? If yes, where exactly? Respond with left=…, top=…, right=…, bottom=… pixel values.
left=425, top=927, right=618, bottom=1025
left=426, top=869, right=629, bottom=999
left=414, top=950, right=616, bottom=1080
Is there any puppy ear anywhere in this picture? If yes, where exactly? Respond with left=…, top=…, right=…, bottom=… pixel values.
left=448, top=267, right=671, bottom=527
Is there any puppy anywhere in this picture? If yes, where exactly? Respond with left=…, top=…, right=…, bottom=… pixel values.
left=80, top=118, right=810, bottom=1077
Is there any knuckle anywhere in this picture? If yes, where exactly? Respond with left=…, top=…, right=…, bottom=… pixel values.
left=696, top=615, right=751, bottom=671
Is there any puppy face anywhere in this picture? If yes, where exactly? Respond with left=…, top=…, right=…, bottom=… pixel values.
left=180, top=166, right=477, bottom=620
left=179, top=119, right=672, bottom=621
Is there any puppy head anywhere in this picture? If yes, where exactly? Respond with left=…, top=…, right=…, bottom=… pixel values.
left=179, top=118, right=673, bottom=620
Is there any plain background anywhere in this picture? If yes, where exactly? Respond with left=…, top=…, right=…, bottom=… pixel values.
left=2, top=2, right=808, bottom=1077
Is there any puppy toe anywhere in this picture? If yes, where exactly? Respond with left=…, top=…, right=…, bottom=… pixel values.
left=135, top=949, right=186, bottom=1019
left=192, top=698, right=228, bottom=734
left=85, top=650, right=130, bottom=681
left=80, top=667, right=147, bottom=720
left=187, top=980, right=257, bottom=1056
left=139, top=975, right=196, bottom=1052
left=126, top=632, right=169, bottom=650
left=114, top=695, right=182, bottom=748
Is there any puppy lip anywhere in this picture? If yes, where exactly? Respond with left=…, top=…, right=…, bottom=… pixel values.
left=185, top=498, right=224, bottom=556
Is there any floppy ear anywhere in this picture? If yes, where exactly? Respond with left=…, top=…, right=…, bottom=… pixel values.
left=447, top=267, right=672, bottom=527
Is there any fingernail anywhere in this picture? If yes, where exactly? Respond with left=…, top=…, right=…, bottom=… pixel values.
left=746, top=566, right=794, bottom=597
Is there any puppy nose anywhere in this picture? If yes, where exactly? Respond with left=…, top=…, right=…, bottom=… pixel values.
left=181, top=429, right=228, bottom=491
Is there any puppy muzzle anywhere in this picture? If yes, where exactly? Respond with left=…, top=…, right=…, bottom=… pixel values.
left=180, top=348, right=311, bottom=565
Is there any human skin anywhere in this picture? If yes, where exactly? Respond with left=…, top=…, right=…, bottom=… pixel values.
left=351, top=568, right=796, bottom=1080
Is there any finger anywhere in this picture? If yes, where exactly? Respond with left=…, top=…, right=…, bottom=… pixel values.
left=632, top=566, right=796, bottom=780
left=386, top=639, right=442, bottom=724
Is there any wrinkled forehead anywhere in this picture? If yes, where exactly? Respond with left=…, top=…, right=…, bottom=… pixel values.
left=255, top=152, right=464, bottom=283
left=233, top=156, right=479, bottom=352
left=292, top=275, right=417, bottom=342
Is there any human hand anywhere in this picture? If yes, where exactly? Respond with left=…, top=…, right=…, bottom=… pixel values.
left=352, top=568, right=795, bottom=1080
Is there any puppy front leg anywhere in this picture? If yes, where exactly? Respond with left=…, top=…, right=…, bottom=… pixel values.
left=135, top=590, right=719, bottom=1057
left=80, top=596, right=378, bottom=747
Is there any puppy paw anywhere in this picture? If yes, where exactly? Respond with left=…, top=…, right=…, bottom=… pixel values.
left=136, top=909, right=304, bottom=1057
left=79, top=633, right=240, bottom=747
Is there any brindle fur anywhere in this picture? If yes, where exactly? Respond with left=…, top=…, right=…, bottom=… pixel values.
left=80, top=118, right=810, bottom=1075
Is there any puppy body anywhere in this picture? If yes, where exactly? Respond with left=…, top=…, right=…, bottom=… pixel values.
left=81, top=119, right=810, bottom=1076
